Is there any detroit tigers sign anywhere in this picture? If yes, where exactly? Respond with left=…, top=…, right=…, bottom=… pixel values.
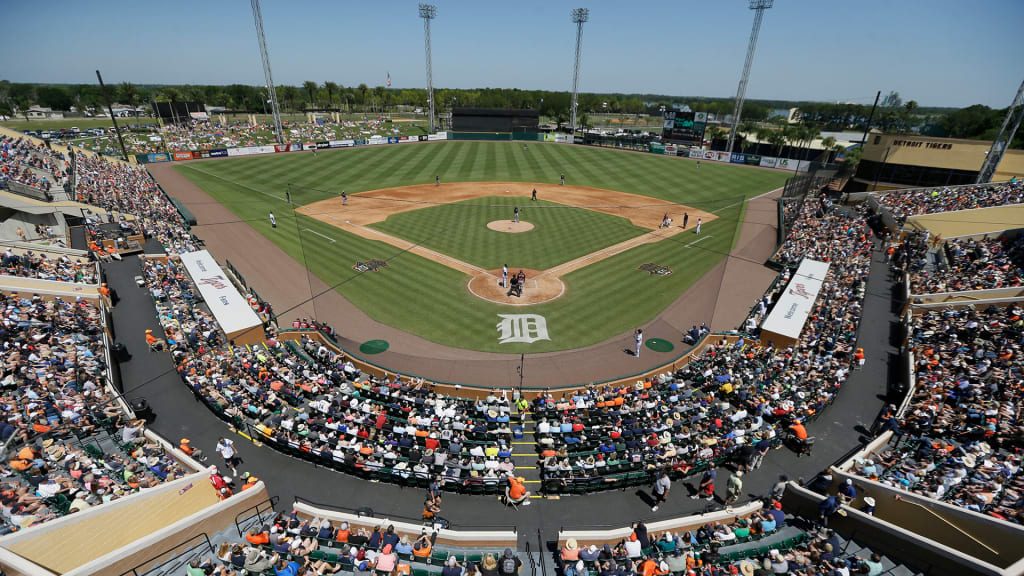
left=496, top=314, right=551, bottom=344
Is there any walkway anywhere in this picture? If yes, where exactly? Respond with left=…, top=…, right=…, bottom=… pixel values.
left=103, top=234, right=900, bottom=548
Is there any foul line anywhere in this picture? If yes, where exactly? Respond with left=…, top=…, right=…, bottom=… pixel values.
left=302, top=228, right=337, bottom=243
left=344, top=221, right=488, bottom=275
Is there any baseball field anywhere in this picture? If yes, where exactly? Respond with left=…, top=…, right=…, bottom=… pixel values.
left=174, top=141, right=788, bottom=353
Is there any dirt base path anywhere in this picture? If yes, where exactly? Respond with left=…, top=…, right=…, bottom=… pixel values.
left=300, top=182, right=714, bottom=304
left=468, top=268, right=565, bottom=305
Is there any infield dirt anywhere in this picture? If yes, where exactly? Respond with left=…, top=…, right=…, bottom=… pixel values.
left=298, top=182, right=716, bottom=304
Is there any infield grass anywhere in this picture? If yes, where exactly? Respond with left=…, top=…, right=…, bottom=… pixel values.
left=176, top=141, right=787, bottom=353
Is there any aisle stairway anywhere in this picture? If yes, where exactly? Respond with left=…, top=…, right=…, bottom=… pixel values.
left=511, top=403, right=541, bottom=502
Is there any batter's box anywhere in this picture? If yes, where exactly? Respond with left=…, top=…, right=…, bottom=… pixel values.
left=638, top=262, right=673, bottom=276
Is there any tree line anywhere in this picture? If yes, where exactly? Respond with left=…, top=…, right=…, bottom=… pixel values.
left=0, top=81, right=1018, bottom=148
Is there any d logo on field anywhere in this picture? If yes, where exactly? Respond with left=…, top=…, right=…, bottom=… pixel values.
left=496, top=314, right=551, bottom=344
left=638, top=263, right=673, bottom=276
left=353, top=259, right=389, bottom=272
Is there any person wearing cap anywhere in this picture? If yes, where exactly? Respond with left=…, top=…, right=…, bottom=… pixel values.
left=838, top=478, right=857, bottom=501
left=861, top=496, right=876, bottom=515
left=144, top=328, right=164, bottom=351
left=506, top=476, right=529, bottom=507
left=579, top=544, right=600, bottom=562
left=637, top=555, right=666, bottom=576
left=497, top=549, right=521, bottom=576
left=818, top=494, right=842, bottom=526
left=241, top=473, right=259, bottom=491
left=178, top=438, right=206, bottom=462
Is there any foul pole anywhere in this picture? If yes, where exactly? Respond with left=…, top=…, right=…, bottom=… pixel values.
left=419, top=4, right=437, bottom=134
left=726, top=0, right=773, bottom=155
left=569, top=8, right=589, bottom=136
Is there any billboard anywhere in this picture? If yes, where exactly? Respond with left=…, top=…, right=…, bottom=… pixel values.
left=716, top=152, right=731, bottom=162
left=664, top=145, right=678, bottom=156
left=662, top=111, right=706, bottom=145
left=427, top=132, right=448, bottom=141
left=759, top=156, right=778, bottom=168
left=729, top=153, right=746, bottom=164
left=209, top=149, right=228, bottom=157
left=173, top=152, right=193, bottom=161
left=649, top=143, right=665, bottom=155
left=744, top=154, right=761, bottom=166
left=689, top=149, right=703, bottom=159
left=776, top=158, right=796, bottom=170
left=135, top=153, right=171, bottom=164
left=274, top=144, right=301, bottom=153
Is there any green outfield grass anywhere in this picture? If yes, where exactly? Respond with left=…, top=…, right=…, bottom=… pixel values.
left=370, top=196, right=647, bottom=270
left=176, top=141, right=787, bottom=353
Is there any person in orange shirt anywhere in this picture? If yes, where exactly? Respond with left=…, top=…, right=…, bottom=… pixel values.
left=638, top=556, right=667, bottom=576
left=246, top=526, right=270, bottom=545
left=506, top=476, right=529, bottom=506
left=145, top=329, right=163, bottom=350
left=179, top=438, right=206, bottom=462
left=240, top=473, right=259, bottom=490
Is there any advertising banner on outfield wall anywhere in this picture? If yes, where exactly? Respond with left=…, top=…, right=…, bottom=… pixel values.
left=759, top=156, right=778, bottom=168
left=227, top=145, right=276, bottom=157
left=543, top=134, right=556, bottom=142
left=730, top=153, right=746, bottom=164
left=649, top=143, right=665, bottom=154
left=134, top=153, right=171, bottom=163
left=776, top=158, right=796, bottom=170
left=664, top=145, right=678, bottom=155
left=274, top=144, right=301, bottom=153
left=388, top=137, right=400, bottom=144
left=209, top=149, right=228, bottom=157
left=702, top=150, right=716, bottom=160
left=427, top=133, right=447, bottom=141
left=689, top=149, right=704, bottom=159
left=172, top=152, right=193, bottom=161
left=329, top=140, right=354, bottom=147
left=317, top=141, right=330, bottom=149
left=744, top=154, right=761, bottom=166
left=716, top=152, right=731, bottom=162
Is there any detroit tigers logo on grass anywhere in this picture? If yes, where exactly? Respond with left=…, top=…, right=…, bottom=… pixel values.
left=496, top=314, right=550, bottom=344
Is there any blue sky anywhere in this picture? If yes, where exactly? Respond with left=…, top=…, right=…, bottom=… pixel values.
left=3, top=0, right=1021, bottom=108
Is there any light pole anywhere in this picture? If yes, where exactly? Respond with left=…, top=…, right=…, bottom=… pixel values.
left=419, top=4, right=437, bottom=133
left=569, top=8, right=589, bottom=137
left=726, top=0, right=773, bottom=155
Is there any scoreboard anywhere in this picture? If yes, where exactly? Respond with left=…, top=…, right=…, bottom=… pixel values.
left=662, top=111, right=707, bottom=145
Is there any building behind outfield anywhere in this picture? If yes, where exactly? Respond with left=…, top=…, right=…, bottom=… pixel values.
left=451, top=107, right=539, bottom=134
left=850, top=133, right=1024, bottom=191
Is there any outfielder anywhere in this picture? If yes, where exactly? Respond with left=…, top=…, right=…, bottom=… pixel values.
left=683, top=213, right=689, bottom=229
left=268, top=212, right=276, bottom=228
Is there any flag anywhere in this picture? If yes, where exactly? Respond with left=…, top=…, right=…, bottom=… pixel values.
left=386, top=72, right=391, bottom=87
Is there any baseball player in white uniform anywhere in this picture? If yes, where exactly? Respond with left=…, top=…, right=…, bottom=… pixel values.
left=634, top=328, right=643, bottom=358
left=695, top=218, right=702, bottom=235
left=502, top=264, right=509, bottom=288
left=269, top=212, right=276, bottom=228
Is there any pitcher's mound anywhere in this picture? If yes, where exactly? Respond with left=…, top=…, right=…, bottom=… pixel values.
left=487, top=220, right=534, bottom=233
left=467, top=268, right=564, bottom=305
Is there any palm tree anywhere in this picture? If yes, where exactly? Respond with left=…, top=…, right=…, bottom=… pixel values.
left=118, top=82, right=139, bottom=118
left=357, top=84, right=369, bottom=117
left=801, top=125, right=820, bottom=160
left=323, top=82, right=338, bottom=110
left=553, top=109, right=568, bottom=131
left=767, top=130, right=787, bottom=156
left=820, top=136, right=836, bottom=162
left=302, top=81, right=318, bottom=110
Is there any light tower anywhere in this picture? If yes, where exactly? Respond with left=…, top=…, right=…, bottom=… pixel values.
left=569, top=8, right=589, bottom=136
left=977, top=78, right=1024, bottom=183
left=726, top=0, right=773, bottom=155
left=251, top=0, right=284, bottom=144
left=419, top=3, right=437, bottom=134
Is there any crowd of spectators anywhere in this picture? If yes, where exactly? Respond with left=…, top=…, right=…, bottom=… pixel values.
left=0, top=291, right=189, bottom=532
left=0, top=247, right=97, bottom=284
left=557, top=517, right=893, bottom=576
left=905, top=233, right=1024, bottom=294
left=531, top=196, right=873, bottom=492
left=205, top=514, right=520, bottom=576
left=850, top=303, right=1023, bottom=523
left=1, top=135, right=68, bottom=192
left=876, top=180, right=1024, bottom=220
left=70, top=118, right=416, bottom=155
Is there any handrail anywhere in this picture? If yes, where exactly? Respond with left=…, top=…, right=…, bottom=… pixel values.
left=293, top=495, right=517, bottom=532
left=234, top=494, right=279, bottom=538
left=525, top=539, right=538, bottom=576
left=897, top=498, right=999, bottom=556
left=536, top=529, right=548, bottom=576
left=118, top=531, right=213, bottom=576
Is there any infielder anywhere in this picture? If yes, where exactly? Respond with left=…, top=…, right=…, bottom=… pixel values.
left=531, top=189, right=537, bottom=201
left=502, top=264, right=509, bottom=288
left=634, top=328, right=643, bottom=358
left=342, top=191, right=348, bottom=206
left=560, top=173, right=565, bottom=186
left=436, top=175, right=440, bottom=186
left=683, top=213, right=689, bottom=229
left=695, top=218, right=702, bottom=235
left=268, top=212, right=276, bottom=228
left=513, top=206, right=520, bottom=223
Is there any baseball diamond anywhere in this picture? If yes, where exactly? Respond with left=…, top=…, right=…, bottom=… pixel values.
left=166, top=141, right=787, bottom=353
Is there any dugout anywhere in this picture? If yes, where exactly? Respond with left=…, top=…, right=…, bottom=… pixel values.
left=451, top=107, right=539, bottom=135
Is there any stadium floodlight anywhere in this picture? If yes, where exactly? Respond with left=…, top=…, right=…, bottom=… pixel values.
left=569, top=8, right=589, bottom=136
left=419, top=4, right=438, bottom=133
left=251, top=0, right=284, bottom=144
left=977, top=77, right=1024, bottom=183
left=726, top=0, right=773, bottom=155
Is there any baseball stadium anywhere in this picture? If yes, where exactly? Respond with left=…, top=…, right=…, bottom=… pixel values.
left=1, top=2, right=1024, bottom=576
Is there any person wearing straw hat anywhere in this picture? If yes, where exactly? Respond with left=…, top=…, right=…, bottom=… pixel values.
left=861, top=496, right=876, bottom=515
left=560, top=539, right=579, bottom=561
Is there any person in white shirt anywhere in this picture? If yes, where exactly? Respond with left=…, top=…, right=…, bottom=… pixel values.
left=216, top=438, right=239, bottom=477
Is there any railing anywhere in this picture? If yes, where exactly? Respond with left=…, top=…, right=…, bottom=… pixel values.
left=536, top=529, right=548, bottom=576
left=118, top=532, right=213, bottom=576
left=234, top=494, right=279, bottom=538
left=292, top=495, right=517, bottom=532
